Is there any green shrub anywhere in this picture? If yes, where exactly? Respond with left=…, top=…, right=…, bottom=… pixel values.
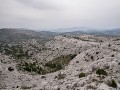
left=96, top=69, right=107, bottom=76
left=107, top=79, right=117, bottom=88
left=111, top=80, right=117, bottom=88
left=79, top=73, right=85, bottom=78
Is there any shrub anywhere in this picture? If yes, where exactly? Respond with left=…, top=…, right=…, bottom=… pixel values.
left=96, top=69, right=107, bottom=76
left=118, top=62, right=120, bottom=65
left=41, top=76, right=46, bottom=79
left=8, top=67, right=14, bottom=71
left=96, top=52, right=99, bottom=54
left=57, top=73, right=66, bottom=79
left=76, top=61, right=79, bottom=63
left=110, top=80, right=117, bottom=88
left=107, top=79, right=117, bottom=88
left=91, top=56, right=94, bottom=60
left=108, top=44, right=111, bottom=47
left=21, top=86, right=32, bottom=89
left=79, top=73, right=85, bottom=78
left=17, top=61, right=47, bottom=75
left=111, top=54, right=114, bottom=57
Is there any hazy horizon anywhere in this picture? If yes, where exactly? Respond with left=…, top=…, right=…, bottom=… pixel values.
left=0, top=0, right=120, bottom=30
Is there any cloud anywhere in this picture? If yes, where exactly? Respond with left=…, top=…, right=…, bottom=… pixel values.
left=15, top=0, right=62, bottom=10
left=0, top=0, right=120, bottom=29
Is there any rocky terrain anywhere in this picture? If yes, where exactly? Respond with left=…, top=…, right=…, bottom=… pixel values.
left=0, top=29, right=120, bottom=90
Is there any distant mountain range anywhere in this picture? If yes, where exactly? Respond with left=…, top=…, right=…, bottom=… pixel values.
left=59, top=27, right=120, bottom=36
left=0, top=28, right=120, bottom=43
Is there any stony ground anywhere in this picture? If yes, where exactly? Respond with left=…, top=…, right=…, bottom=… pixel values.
left=0, top=35, right=120, bottom=90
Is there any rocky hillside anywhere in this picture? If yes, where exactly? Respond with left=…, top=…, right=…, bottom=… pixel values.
left=0, top=34, right=120, bottom=90
left=0, top=28, right=58, bottom=43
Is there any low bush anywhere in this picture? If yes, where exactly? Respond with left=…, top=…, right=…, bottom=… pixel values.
left=107, top=79, right=117, bottom=88
left=111, top=54, right=114, bottom=57
left=110, top=80, right=117, bottom=88
left=96, top=69, right=107, bottom=76
left=8, top=67, right=14, bottom=71
left=17, top=61, right=46, bottom=75
left=79, top=73, right=85, bottom=78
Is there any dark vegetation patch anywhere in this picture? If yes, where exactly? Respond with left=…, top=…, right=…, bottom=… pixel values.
left=107, top=79, right=117, bottom=88
left=79, top=73, right=86, bottom=78
left=21, top=86, right=32, bottom=89
left=0, top=43, right=30, bottom=59
left=17, top=54, right=77, bottom=75
left=96, top=69, right=107, bottom=76
left=111, top=54, right=114, bottom=57
left=73, top=36, right=103, bottom=42
left=118, top=62, right=120, bottom=65
left=8, top=67, right=14, bottom=71
left=17, top=61, right=46, bottom=75
left=45, top=54, right=77, bottom=73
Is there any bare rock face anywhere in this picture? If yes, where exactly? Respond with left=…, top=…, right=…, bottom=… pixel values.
left=0, top=35, right=120, bottom=90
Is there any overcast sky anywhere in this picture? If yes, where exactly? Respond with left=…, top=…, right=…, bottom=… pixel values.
left=0, top=0, right=120, bottom=30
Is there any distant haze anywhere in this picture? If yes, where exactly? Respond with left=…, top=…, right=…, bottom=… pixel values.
left=0, top=0, right=120, bottom=30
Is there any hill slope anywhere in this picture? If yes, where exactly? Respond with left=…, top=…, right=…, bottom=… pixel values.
left=0, top=35, right=120, bottom=90
left=0, top=28, right=58, bottom=43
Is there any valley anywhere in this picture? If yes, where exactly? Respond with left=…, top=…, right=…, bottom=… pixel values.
left=0, top=28, right=120, bottom=90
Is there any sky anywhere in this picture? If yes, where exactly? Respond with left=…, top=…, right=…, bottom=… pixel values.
left=0, top=0, right=120, bottom=30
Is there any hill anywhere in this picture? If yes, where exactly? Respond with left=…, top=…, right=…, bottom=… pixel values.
left=0, top=28, right=58, bottom=43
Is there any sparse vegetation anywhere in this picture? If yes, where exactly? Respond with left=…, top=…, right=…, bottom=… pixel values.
left=0, top=43, right=30, bottom=59
left=45, top=54, right=77, bottom=73
left=17, top=54, right=77, bottom=74
left=96, top=69, right=107, bottom=76
left=1, top=32, right=120, bottom=89
left=17, top=61, right=47, bottom=75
